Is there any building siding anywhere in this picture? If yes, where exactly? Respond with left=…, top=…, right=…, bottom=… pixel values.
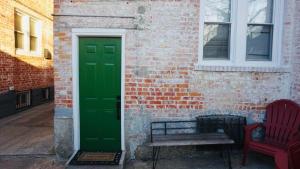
left=291, top=0, right=300, bottom=102
left=53, top=0, right=299, bottom=159
left=0, top=0, right=53, bottom=93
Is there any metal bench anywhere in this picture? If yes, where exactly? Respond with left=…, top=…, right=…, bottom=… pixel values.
left=148, top=120, right=235, bottom=169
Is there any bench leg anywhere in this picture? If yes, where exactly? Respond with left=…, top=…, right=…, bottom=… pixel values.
left=152, top=147, right=160, bottom=169
left=226, top=145, right=232, bottom=169
left=220, top=145, right=224, bottom=158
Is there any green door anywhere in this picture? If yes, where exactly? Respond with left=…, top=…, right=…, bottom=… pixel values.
left=79, top=37, right=121, bottom=152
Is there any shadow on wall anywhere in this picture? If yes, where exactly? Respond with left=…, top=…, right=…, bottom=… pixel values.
left=0, top=50, right=54, bottom=93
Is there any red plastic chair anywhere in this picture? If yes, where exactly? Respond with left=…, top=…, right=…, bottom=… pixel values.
left=288, top=140, right=300, bottom=169
left=242, top=99, right=300, bottom=169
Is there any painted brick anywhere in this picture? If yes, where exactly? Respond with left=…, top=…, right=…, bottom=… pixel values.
left=53, top=0, right=300, bottom=158
left=291, top=0, right=300, bottom=103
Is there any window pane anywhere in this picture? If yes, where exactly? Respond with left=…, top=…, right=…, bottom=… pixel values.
left=205, top=0, right=231, bottom=22
left=203, top=24, right=230, bottom=60
left=15, top=32, right=24, bottom=49
left=248, top=0, right=273, bottom=23
left=15, top=13, right=23, bottom=32
left=246, top=25, right=272, bottom=61
left=30, top=36, right=37, bottom=51
left=30, top=19, right=37, bottom=36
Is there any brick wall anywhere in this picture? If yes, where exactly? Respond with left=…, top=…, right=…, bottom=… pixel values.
left=53, top=0, right=299, bottom=158
left=0, top=51, right=14, bottom=92
left=291, top=0, right=300, bottom=104
left=0, top=0, right=53, bottom=93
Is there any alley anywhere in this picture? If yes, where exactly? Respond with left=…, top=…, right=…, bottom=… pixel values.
left=0, top=102, right=64, bottom=169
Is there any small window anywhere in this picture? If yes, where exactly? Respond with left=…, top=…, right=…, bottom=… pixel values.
left=15, top=13, right=24, bottom=49
left=14, top=10, right=42, bottom=56
left=203, top=0, right=231, bottom=60
left=30, top=19, right=38, bottom=51
left=16, top=90, right=31, bottom=110
left=246, top=0, right=273, bottom=61
left=41, top=88, right=50, bottom=101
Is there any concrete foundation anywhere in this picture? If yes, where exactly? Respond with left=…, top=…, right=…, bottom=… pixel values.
left=54, top=108, right=74, bottom=159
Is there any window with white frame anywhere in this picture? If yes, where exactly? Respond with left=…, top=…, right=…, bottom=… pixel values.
left=203, top=0, right=231, bottom=60
left=247, top=0, right=273, bottom=61
left=14, top=11, right=42, bottom=56
left=198, top=0, right=283, bottom=67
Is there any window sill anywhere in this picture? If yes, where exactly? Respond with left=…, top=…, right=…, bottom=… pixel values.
left=16, top=49, right=42, bottom=57
left=194, top=65, right=291, bottom=73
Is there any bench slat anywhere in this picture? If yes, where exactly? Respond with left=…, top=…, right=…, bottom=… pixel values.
left=149, top=133, right=234, bottom=147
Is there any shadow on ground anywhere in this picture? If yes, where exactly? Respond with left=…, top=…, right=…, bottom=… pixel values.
left=126, top=152, right=274, bottom=169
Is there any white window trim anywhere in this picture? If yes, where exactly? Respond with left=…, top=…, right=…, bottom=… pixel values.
left=15, top=10, right=42, bottom=57
left=71, top=28, right=126, bottom=152
left=197, top=0, right=284, bottom=68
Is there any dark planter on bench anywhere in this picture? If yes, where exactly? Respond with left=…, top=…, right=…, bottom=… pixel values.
left=196, top=115, right=247, bottom=148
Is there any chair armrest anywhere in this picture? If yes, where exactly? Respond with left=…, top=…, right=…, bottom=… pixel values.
left=244, top=123, right=264, bottom=143
left=288, top=131, right=300, bottom=146
left=288, top=140, right=300, bottom=169
left=245, top=123, right=264, bottom=131
left=288, top=141, right=300, bottom=149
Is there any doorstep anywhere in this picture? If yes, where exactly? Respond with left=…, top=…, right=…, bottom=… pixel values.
left=66, top=151, right=126, bottom=169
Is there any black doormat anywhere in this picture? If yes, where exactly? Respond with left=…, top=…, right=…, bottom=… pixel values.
left=69, top=151, right=122, bottom=165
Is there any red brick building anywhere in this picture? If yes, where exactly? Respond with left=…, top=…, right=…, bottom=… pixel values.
left=53, top=0, right=300, bottom=160
left=0, top=0, right=54, bottom=116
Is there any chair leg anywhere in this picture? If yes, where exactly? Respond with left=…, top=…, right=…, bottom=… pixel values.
left=242, top=147, right=248, bottom=166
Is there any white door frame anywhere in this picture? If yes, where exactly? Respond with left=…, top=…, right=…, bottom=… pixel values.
left=72, top=28, right=126, bottom=151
